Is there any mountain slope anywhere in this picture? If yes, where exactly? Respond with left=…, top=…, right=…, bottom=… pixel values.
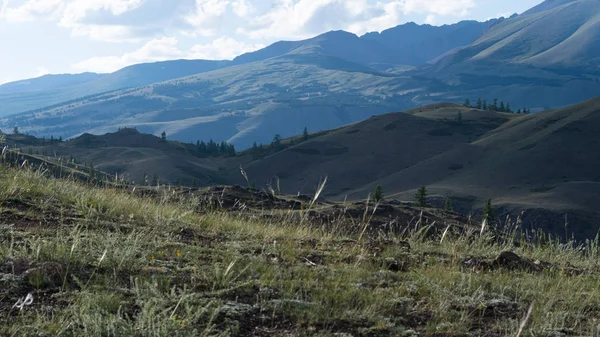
left=522, top=0, right=577, bottom=15
left=240, top=103, right=516, bottom=197
left=0, top=73, right=102, bottom=94
left=413, top=0, right=600, bottom=110
left=1, top=19, right=503, bottom=146
left=362, top=19, right=500, bottom=66
left=430, top=0, right=600, bottom=70
left=470, top=0, right=600, bottom=68
left=2, top=55, right=415, bottom=148
left=0, top=59, right=229, bottom=116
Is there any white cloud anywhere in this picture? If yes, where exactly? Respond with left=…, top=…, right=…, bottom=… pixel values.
left=72, top=36, right=265, bottom=73
left=238, top=0, right=338, bottom=40
left=72, top=36, right=184, bottom=73
left=425, top=14, right=436, bottom=25
left=238, top=0, right=477, bottom=39
left=184, top=0, right=230, bottom=37
left=188, top=37, right=264, bottom=60
left=36, top=66, right=50, bottom=77
left=401, top=0, right=475, bottom=16
left=0, top=0, right=63, bottom=22
left=231, top=0, right=254, bottom=17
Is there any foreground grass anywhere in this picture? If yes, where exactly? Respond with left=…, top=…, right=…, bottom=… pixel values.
left=1, top=167, right=600, bottom=336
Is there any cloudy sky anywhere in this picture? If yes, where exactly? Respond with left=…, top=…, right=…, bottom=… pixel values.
left=0, top=0, right=543, bottom=84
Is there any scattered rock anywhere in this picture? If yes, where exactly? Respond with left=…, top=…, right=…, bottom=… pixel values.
left=218, top=301, right=255, bottom=319
left=480, top=299, right=520, bottom=318
left=0, top=258, right=31, bottom=275
left=494, top=251, right=541, bottom=272
left=25, top=262, right=65, bottom=288
left=462, top=251, right=541, bottom=273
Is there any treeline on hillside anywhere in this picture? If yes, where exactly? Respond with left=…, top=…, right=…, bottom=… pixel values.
left=160, top=131, right=236, bottom=157
left=194, top=139, right=236, bottom=157
left=249, top=128, right=310, bottom=155
left=464, top=98, right=532, bottom=114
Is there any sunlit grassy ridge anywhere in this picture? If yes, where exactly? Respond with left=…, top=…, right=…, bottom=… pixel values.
left=1, top=166, right=600, bottom=336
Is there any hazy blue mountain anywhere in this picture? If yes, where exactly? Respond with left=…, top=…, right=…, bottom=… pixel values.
left=82, top=59, right=230, bottom=94
left=2, top=55, right=410, bottom=148
left=0, top=73, right=103, bottom=95
left=233, top=21, right=498, bottom=70
left=0, top=59, right=230, bottom=116
left=0, top=19, right=494, bottom=117
left=361, top=19, right=501, bottom=66
left=233, top=30, right=400, bottom=69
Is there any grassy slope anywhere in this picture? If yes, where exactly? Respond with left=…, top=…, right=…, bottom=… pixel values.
left=1, top=166, right=600, bottom=335
left=5, top=129, right=247, bottom=187
left=241, top=104, right=515, bottom=197
left=235, top=99, right=600, bottom=238
left=353, top=96, right=600, bottom=236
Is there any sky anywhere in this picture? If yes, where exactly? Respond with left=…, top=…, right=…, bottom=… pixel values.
left=0, top=0, right=544, bottom=84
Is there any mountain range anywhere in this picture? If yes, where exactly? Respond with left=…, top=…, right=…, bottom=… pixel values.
left=0, top=0, right=600, bottom=148
left=0, top=0, right=599, bottom=151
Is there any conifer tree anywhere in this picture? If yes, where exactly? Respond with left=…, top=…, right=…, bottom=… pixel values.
left=415, top=186, right=428, bottom=208
left=444, top=197, right=453, bottom=212
left=499, top=101, right=505, bottom=112
left=483, top=198, right=495, bottom=222
left=482, top=100, right=488, bottom=111
left=475, top=97, right=482, bottom=110
left=272, top=134, right=282, bottom=148
left=373, top=185, right=384, bottom=202
left=457, top=111, right=463, bottom=124
left=463, top=98, right=471, bottom=107
left=303, top=127, right=309, bottom=141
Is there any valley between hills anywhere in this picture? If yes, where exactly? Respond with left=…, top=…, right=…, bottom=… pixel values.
left=4, top=95, right=600, bottom=239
